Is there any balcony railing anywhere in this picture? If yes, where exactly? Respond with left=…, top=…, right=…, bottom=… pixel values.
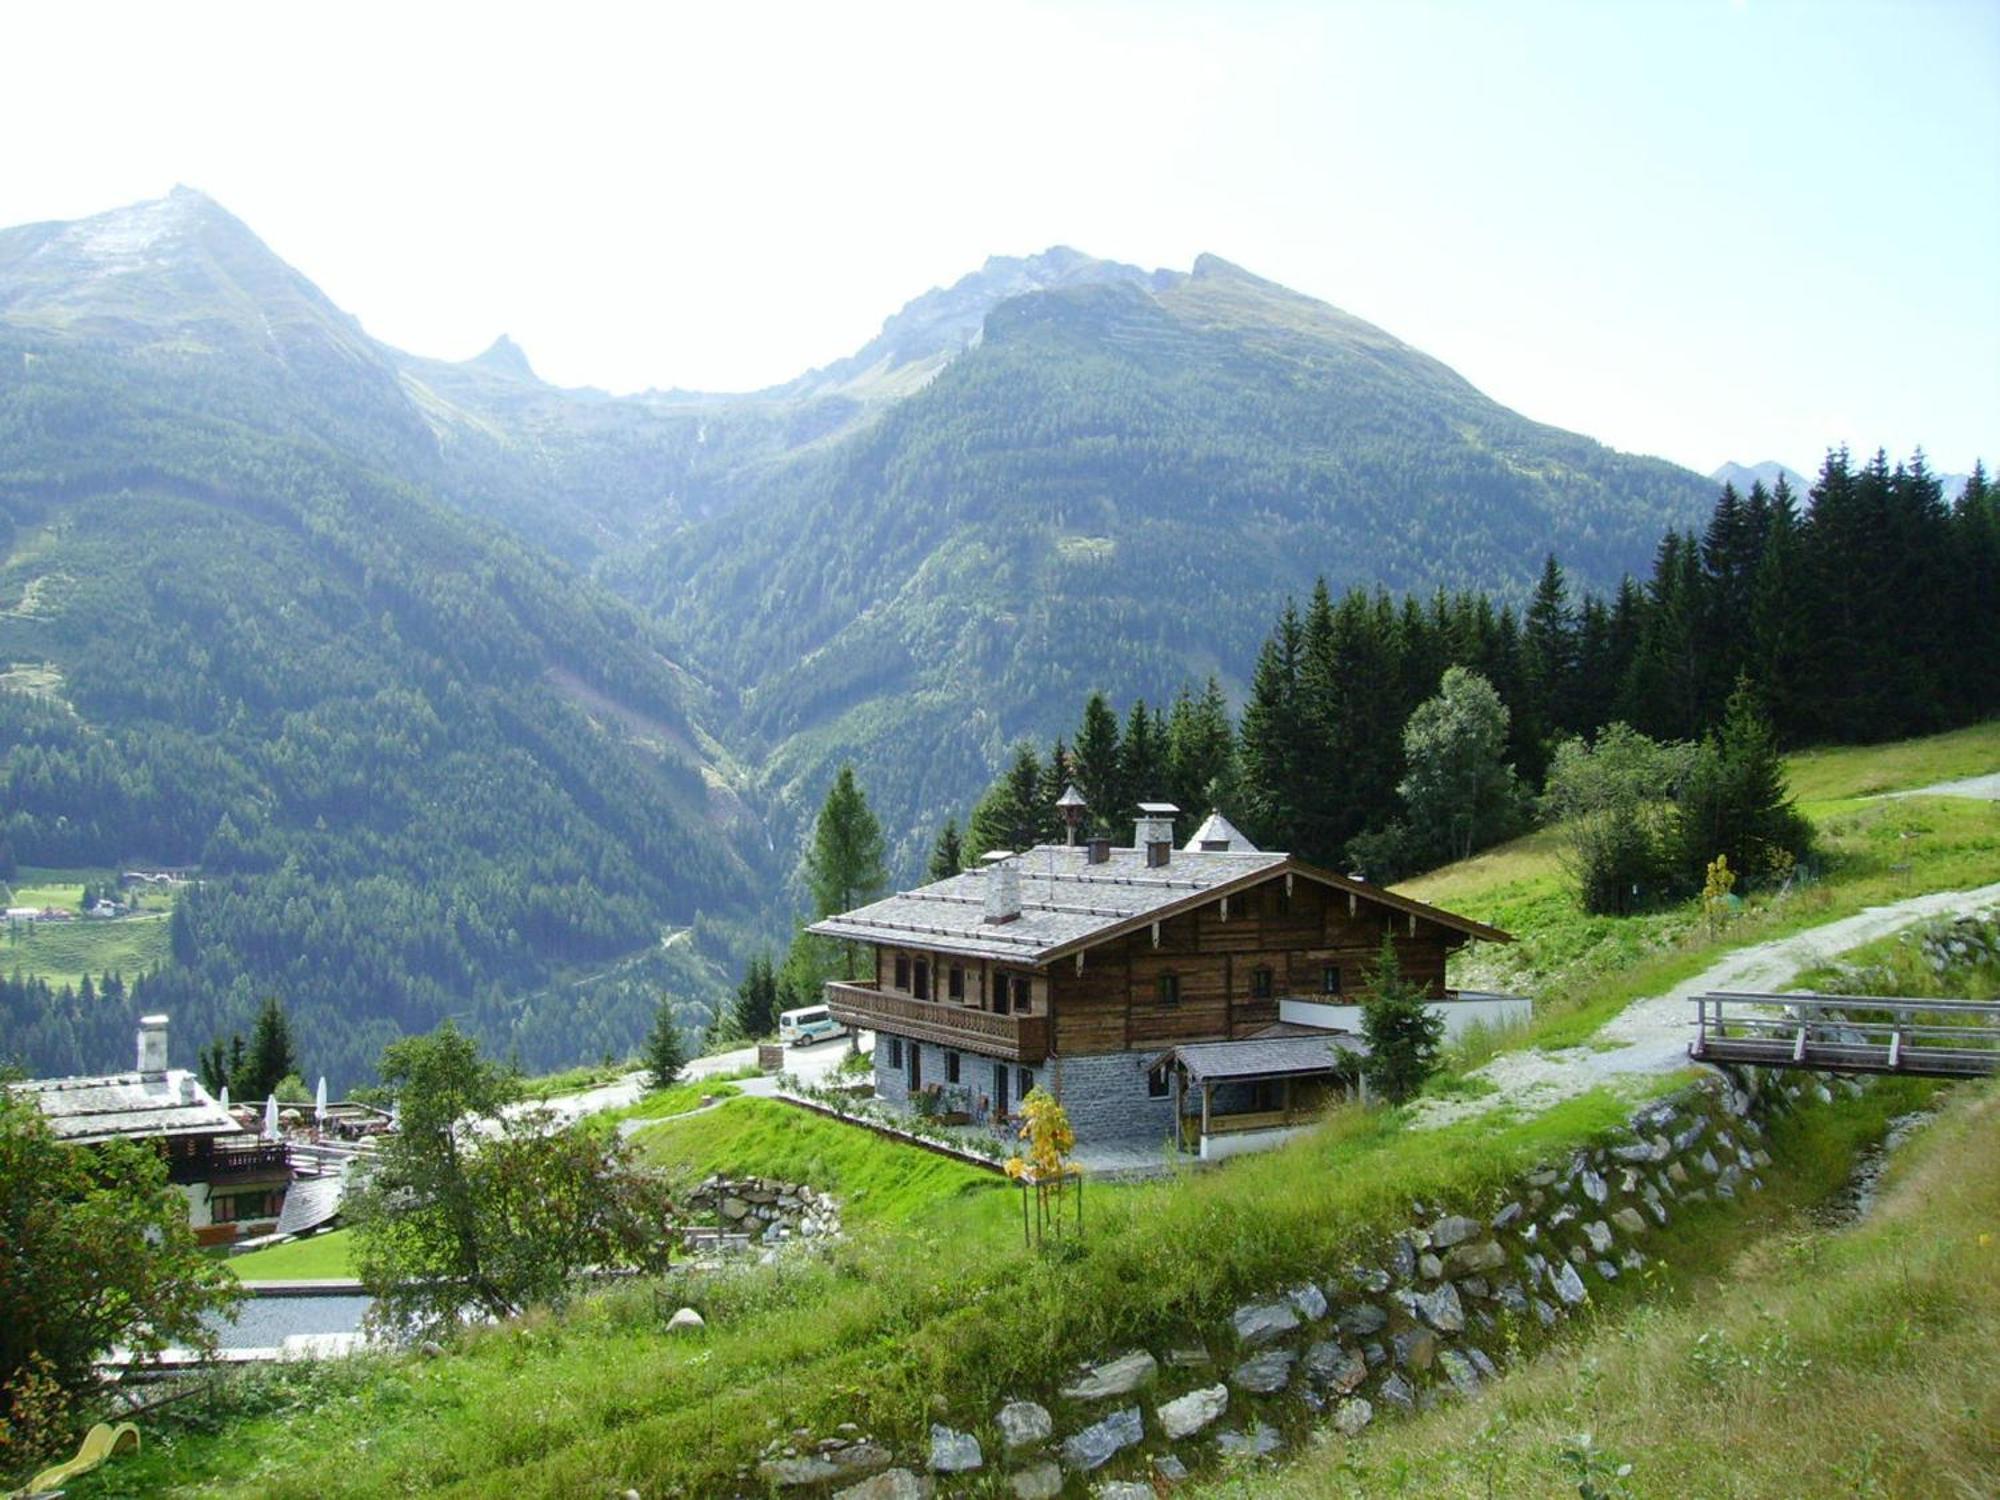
left=167, top=1142, right=292, bottom=1185
left=825, top=981, right=1051, bottom=1063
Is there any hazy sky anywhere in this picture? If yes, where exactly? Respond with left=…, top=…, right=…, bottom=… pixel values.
left=6, top=1, right=1996, bottom=475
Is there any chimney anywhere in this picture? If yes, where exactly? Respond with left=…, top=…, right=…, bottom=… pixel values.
left=137, top=1013, right=169, bottom=1074
left=1086, top=836, right=1112, bottom=865
left=982, top=851, right=1021, bottom=924
left=1134, top=802, right=1179, bottom=869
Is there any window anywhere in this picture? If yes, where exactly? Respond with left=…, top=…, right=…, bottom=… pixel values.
left=1018, top=1067, right=1034, bottom=1100
left=947, top=1050, right=961, bottom=1084
left=1321, top=964, right=1342, bottom=996
left=212, top=1189, right=280, bottom=1224
left=909, top=1043, right=922, bottom=1089
left=894, top=954, right=910, bottom=990
left=1147, top=1067, right=1170, bottom=1099
left=1157, top=972, right=1181, bottom=1008
left=993, top=972, right=1012, bottom=1015
left=913, top=959, right=931, bottom=1001
left=1251, top=966, right=1274, bottom=999
left=887, top=1036, right=903, bottom=1069
left=948, top=965, right=965, bottom=1001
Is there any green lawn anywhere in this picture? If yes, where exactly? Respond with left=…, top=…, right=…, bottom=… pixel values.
left=1783, top=719, right=2000, bottom=802
left=2, top=865, right=177, bottom=986
left=226, top=1229, right=356, bottom=1281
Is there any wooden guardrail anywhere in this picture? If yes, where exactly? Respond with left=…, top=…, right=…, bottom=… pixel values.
left=1689, top=991, right=2000, bottom=1079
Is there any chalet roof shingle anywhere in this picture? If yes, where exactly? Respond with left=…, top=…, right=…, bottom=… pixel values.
left=1149, top=1029, right=1370, bottom=1084
left=808, top=843, right=1510, bottom=964
left=9, top=1070, right=243, bottom=1146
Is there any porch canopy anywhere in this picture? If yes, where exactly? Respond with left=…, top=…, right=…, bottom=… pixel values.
left=1148, top=1026, right=1369, bottom=1148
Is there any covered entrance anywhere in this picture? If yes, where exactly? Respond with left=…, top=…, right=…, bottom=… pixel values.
left=1148, top=1027, right=1368, bottom=1160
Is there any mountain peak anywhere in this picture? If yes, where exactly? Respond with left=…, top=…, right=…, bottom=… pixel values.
left=468, top=334, right=538, bottom=382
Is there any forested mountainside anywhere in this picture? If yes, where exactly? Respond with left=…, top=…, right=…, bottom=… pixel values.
left=0, top=188, right=1722, bottom=1083
left=0, top=232, right=764, bottom=1088
left=622, top=256, right=1716, bottom=864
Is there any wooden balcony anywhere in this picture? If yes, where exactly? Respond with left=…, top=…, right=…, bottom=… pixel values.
left=824, top=981, right=1051, bottom=1063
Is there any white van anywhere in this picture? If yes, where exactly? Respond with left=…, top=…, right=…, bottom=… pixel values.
left=779, top=1004, right=843, bottom=1046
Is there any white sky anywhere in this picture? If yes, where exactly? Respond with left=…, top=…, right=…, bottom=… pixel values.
left=5, top=0, right=1997, bottom=475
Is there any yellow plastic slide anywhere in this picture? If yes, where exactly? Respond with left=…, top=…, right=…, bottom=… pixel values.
left=18, top=1421, right=140, bottom=1496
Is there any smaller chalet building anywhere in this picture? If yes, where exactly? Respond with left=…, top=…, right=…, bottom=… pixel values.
left=813, top=803, right=1520, bottom=1156
left=10, top=1015, right=297, bottom=1245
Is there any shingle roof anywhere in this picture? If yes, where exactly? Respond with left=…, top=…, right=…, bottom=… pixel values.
left=10, top=1070, right=243, bottom=1145
left=1152, top=1030, right=1369, bottom=1084
left=808, top=843, right=1510, bottom=963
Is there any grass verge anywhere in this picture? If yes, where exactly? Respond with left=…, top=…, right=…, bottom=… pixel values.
left=1202, top=1077, right=1997, bottom=1500
left=225, top=1229, right=355, bottom=1281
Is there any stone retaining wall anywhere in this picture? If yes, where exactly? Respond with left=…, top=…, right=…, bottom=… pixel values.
left=683, top=1175, right=842, bottom=1245
left=749, top=1064, right=1837, bottom=1498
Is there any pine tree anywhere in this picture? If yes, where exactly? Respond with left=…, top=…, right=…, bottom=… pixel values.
left=1120, top=698, right=1165, bottom=812
left=644, top=996, right=687, bottom=1088
left=234, top=996, right=298, bottom=1101
left=1358, top=937, right=1444, bottom=1105
left=1238, top=602, right=1304, bottom=849
left=730, top=953, right=780, bottom=1039
left=802, top=766, right=888, bottom=980
left=1164, top=677, right=1238, bottom=821
left=1673, top=676, right=1813, bottom=890
left=1071, top=694, right=1123, bottom=834
left=1518, top=553, right=1576, bottom=781
left=966, top=744, right=1043, bottom=858
left=926, top=819, right=965, bottom=882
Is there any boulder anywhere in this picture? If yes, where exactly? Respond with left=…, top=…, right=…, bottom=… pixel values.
left=1583, top=1220, right=1615, bottom=1255
left=1336, top=1301, right=1387, bottom=1336
left=1215, top=1421, right=1282, bottom=1458
left=1096, top=1484, right=1153, bottom=1500
left=1157, top=1384, right=1229, bottom=1440
left=759, top=1457, right=840, bottom=1487
left=1060, top=1350, right=1158, bottom=1401
left=1350, top=1265, right=1392, bottom=1293
left=1417, top=1252, right=1444, bottom=1280
left=1429, top=1214, right=1482, bottom=1248
left=996, top=1400, right=1053, bottom=1450
left=928, top=1424, right=982, bottom=1474
left=1231, top=1299, right=1301, bottom=1346
left=1417, top=1281, right=1466, bottom=1333
left=1009, top=1461, right=1063, bottom=1500
left=1438, top=1348, right=1482, bottom=1397
left=1610, top=1206, right=1648, bottom=1236
left=1444, top=1239, right=1507, bottom=1275
left=1391, top=1326, right=1437, bottom=1371
left=1166, top=1344, right=1212, bottom=1367
left=1532, top=1297, right=1559, bottom=1327
left=1376, top=1371, right=1416, bottom=1410
left=1153, top=1452, right=1191, bottom=1483
left=721, top=1196, right=751, bottom=1221
left=1466, top=1346, right=1499, bottom=1380
left=1490, top=1201, right=1523, bottom=1229
left=1230, top=1348, right=1296, bottom=1394
left=1060, top=1407, right=1144, bottom=1472
left=666, top=1306, right=705, bottom=1333
left=830, top=1443, right=894, bottom=1477
left=1286, top=1281, right=1329, bottom=1320
left=1553, top=1262, right=1588, bottom=1306
left=1304, top=1341, right=1367, bottom=1394
left=1333, top=1396, right=1373, bottom=1436
left=835, top=1471, right=933, bottom=1500
left=1388, top=1236, right=1417, bottom=1281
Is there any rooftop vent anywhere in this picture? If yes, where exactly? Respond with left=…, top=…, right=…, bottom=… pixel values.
left=1135, top=802, right=1179, bottom=869
left=1055, top=784, right=1089, bottom=845
left=137, top=1013, right=169, bottom=1074
left=982, top=851, right=1022, bottom=924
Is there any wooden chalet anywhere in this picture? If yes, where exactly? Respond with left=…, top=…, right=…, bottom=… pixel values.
left=811, top=800, right=1518, bottom=1156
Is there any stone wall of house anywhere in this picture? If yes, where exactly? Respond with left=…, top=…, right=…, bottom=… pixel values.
left=750, top=1064, right=1840, bottom=1497
left=1051, top=1050, right=1177, bottom=1146
left=872, top=1035, right=1047, bottom=1123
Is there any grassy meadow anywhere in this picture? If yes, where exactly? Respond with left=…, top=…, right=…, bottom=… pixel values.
left=2, top=865, right=174, bottom=987
left=1200, top=1079, right=2000, bottom=1500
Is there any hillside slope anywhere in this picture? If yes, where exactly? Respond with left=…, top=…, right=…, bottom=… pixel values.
left=0, top=208, right=764, bottom=1087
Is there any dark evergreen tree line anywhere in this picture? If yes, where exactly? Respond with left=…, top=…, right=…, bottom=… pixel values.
left=953, top=450, right=1997, bottom=877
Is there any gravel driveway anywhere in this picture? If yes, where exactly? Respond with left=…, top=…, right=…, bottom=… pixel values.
left=1413, top=879, right=2000, bottom=1130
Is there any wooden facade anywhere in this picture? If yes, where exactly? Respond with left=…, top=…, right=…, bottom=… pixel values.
left=827, top=866, right=1465, bottom=1064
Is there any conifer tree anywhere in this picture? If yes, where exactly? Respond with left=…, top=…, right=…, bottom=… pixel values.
left=644, top=995, right=687, bottom=1088
left=966, top=744, right=1043, bottom=858
left=233, top=996, right=297, bottom=1101
left=1071, top=693, right=1123, bottom=834
left=1120, top=698, right=1165, bottom=811
left=1358, top=937, right=1444, bottom=1105
left=926, top=818, right=965, bottom=881
left=1674, top=677, right=1812, bottom=889
left=803, top=766, right=888, bottom=980
left=1238, top=602, right=1304, bottom=849
left=1164, top=677, right=1238, bottom=820
left=729, top=953, right=780, bottom=1039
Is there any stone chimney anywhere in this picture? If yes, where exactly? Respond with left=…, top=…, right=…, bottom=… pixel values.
left=137, top=1013, right=169, bottom=1074
left=1134, top=803, right=1179, bottom=869
left=1086, top=836, right=1112, bottom=865
left=982, top=851, right=1022, bottom=924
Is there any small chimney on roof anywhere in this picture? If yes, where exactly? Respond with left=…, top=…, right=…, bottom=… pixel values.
left=1134, top=802, right=1179, bottom=869
left=1055, top=784, right=1088, bottom=846
left=982, top=851, right=1022, bottom=924
left=137, top=1013, right=169, bottom=1074
left=1086, top=836, right=1112, bottom=865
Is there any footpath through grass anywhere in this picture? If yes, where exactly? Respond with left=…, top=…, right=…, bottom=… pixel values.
left=1204, top=1078, right=2000, bottom=1500
left=1397, top=724, right=2000, bottom=1051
